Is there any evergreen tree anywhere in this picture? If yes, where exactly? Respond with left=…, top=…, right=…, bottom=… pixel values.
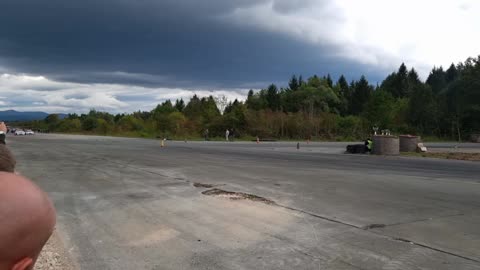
left=245, top=90, right=256, bottom=109
left=395, top=63, right=409, bottom=98
left=406, top=68, right=422, bottom=97
left=426, top=67, right=447, bottom=94
left=326, top=74, right=333, bottom=88
left=336, top=75, right=350, bottom=116
left=307, top=75, right=322, bottom=88
left=175, top=99, right=185, bottom=112
left=445, top=57, right=480, bottom=139
left=246, top=89, right=267, bottom=111
left=183, top=95, right=202, bottom=120
left=445, top=63, right=459, bottom=83
left=153, top=100, right=176, bottom=116
left=407, top=68, right=421, bottom=85
left=298, top=75, right=305, bottom=87
left=336, top=75, right=349, bottom=96
left=266, top=84, right=280, bottom=111
left=288, top=75, right=299, bottom=91
left=349, top=76, right=373, bottom=115
left=407, top=84, right=436, bottom=134
left=381, top=63, right=409, bottom=98
left=247, top=89, right=254, bottom=99
left=200, top=96, right=221, bottom=123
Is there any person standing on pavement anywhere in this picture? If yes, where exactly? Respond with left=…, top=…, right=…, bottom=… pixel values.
left=0, top=122, right=7, bottom=145
left=365, top=138, right=373, bottom=153
left=0, top=122, right=15, bottom=172
left=225, top=129, right=230, bottom=141
left=230, top=128, right=235, bottom=142
left=204, top=128, right=209, bottom=141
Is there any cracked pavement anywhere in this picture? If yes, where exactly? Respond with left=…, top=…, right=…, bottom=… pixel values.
left=9, top=134, right=480, bottom=269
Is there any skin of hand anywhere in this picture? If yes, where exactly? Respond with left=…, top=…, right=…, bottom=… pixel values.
left=0, top=122, right=6, bottom=133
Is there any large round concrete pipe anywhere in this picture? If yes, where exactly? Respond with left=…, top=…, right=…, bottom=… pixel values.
left=373, top=136, right=399, bottom=155
left=399, top=135, right=420, bottom=152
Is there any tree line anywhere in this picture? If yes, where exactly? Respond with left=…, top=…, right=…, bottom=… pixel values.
left=24, top=56, right=480, bottom=141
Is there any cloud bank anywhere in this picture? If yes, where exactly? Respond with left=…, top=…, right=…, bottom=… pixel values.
left=0, top=0, right=478, bottom=112
left=0, top=74, right=247, bottom=113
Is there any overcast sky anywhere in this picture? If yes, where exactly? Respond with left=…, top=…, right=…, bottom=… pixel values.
left=0, top=0, right=478, bottom=113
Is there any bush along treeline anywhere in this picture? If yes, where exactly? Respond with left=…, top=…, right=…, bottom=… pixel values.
left=23, top=56, right=480, bottom=141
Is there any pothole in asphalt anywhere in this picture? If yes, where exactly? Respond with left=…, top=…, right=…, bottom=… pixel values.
left=363, top=224, right=386, bottom=230
left=202, top=188, right=275, bottom=205
left=193, top=183, right=215, bottom=188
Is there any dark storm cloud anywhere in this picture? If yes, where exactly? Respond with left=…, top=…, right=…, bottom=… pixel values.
left=0, top=0, right=383, bottom=89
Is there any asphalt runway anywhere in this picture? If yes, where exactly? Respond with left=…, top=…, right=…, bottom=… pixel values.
left=8, top=134, right=480, bottom=269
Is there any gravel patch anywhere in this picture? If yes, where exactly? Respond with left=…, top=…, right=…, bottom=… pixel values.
left=35, top=229, right=74, bottom=270
left=202, top=188, right=275, bottom=204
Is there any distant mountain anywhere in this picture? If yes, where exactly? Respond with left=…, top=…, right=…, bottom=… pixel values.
left=0, top=110, right=66, bottom=122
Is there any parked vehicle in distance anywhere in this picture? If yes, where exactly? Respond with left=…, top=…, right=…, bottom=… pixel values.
left=14, top=129, right=26, bottom=136
left=25, top=129, right=35, bottom=135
